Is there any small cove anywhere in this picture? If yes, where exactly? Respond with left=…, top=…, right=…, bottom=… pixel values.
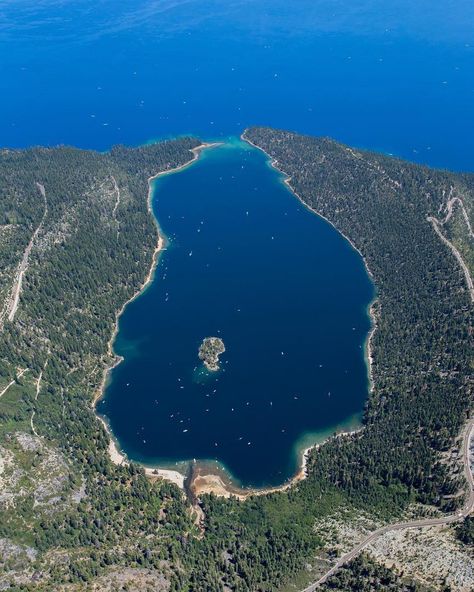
left=99, top=138, right=374, bottom=488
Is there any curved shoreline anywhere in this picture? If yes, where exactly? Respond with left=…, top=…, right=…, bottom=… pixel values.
left=190, top=427, right=362, bottom=500
left=93, top=142, right=218, bottom=407
left=93, top=142, right=219, bottom=490
left=241, top=132, right=378, bottom=395
left=96, top=136, right=370, bottom=500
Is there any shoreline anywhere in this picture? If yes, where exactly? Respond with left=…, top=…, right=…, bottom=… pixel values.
left=97, top=415, right=186, bottom=488
left=93, top=141, right=219, bottom=491
left=190, top=427, right=362, bottom=500
left=95, top=135, right=368, bottom=499
left=93, top=142, right=219, bottom=408
left=241, top=132, right=378, bottom=395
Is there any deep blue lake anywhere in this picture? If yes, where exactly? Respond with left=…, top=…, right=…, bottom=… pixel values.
left=99, top=140, right=373, bottom=486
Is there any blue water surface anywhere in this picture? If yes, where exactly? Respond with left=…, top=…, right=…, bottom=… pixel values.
left=1, top=1, right=473, bottom=169
left=99, top=141, right=373, bottom=486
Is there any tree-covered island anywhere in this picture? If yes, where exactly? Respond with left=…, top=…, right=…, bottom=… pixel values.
left=198, top=336, right=225, bottom=371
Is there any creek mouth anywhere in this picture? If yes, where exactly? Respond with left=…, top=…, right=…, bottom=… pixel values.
left=98, top=138, right=374, bottom=489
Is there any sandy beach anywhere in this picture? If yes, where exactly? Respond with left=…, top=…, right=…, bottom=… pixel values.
left=191, top=431, right=361, bottom=500
left=98, top=415, right=185, bottom=488
left=191, top=445, right=313, bottom=500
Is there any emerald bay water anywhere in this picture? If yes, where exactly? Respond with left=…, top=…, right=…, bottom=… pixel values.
left=99, top=140, right=374, bottom=487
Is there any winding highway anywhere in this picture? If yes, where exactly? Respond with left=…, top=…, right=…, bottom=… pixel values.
left=302, top=190, right=474, bottom=589
left=302, top=418, right=474, bottom=589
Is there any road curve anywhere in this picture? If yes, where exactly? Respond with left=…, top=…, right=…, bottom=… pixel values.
left=428, top=216, right=474, bottom=303
left=303, top=418, right=474, bottom=590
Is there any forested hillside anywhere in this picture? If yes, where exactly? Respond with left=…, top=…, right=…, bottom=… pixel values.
left=244, top=127, right=473, bottom=511
left=321, top=554, right=433, bottom=591
left=0, top=138, right=205, bottom=589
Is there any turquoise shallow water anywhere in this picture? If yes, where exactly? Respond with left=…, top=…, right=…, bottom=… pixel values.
left=99, top=140, right=374, bottom=487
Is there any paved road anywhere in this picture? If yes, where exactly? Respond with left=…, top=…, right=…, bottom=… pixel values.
left=303, top=418, right=474, bottom=590
left=428, top=216, right=474, bottom=303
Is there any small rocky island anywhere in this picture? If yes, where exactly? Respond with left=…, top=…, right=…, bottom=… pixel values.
left=198, top=337, right=225, bottom=371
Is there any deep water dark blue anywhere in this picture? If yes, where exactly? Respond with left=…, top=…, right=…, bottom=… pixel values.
left=1, top=1, right=473, bottom=170
left=99, top=141, right=373, bottom=486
